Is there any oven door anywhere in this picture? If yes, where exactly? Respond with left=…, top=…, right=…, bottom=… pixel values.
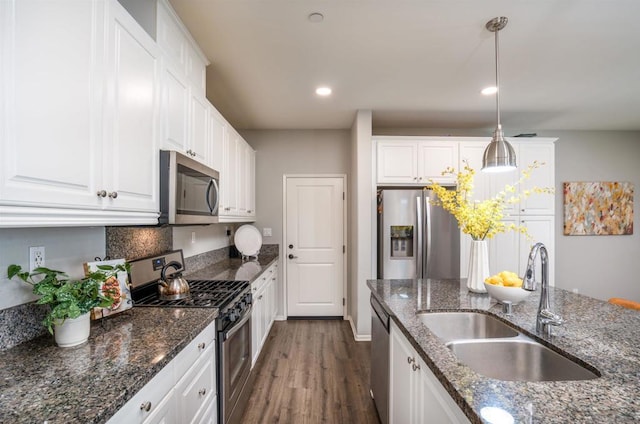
left=220, top=308, right=252, bottom=424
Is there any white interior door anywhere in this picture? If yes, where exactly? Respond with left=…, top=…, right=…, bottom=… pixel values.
left=285, top=176, right=345, bottom=317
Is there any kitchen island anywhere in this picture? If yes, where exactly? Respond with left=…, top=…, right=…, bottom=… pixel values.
left=368, top=278, right=640, bottom=423
left=0, top=254, right=278, bottom=423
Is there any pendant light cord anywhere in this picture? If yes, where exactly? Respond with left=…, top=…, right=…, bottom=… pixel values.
left=495, top=27, right=501, bottom=129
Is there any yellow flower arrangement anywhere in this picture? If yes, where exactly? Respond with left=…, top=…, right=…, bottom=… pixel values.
left=428, top=161, right=554, bottom=241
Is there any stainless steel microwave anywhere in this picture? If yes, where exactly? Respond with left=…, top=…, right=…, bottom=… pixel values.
left=159, top=150, right=220, bottom=225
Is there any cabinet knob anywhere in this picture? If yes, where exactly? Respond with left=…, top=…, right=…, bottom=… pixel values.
left=407, top=356, right=415, bottom=364
left=247, top=210, right=252, bottom=213
left=412, top=363, right=421, bottom=372
left=140, top=401, right=152, bottom=412
left=198, top=342, right=206, bottom=350
left=258, top=295, right=263, bottom=300
left=108, top=191, right=118, bottom=199
left=96, top=190, right=107, bottom=198
left=199, top=388, right=207, bottom=396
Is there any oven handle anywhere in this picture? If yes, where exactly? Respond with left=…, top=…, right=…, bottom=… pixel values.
left=223, top=307, right=251, bottom=341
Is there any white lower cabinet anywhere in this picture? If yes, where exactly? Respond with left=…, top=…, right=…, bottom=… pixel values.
left=107, top=321, right=217, bottom=424
left=251, top=262, right=278, bottom=367
left=390, top=321, right=470, bottom=424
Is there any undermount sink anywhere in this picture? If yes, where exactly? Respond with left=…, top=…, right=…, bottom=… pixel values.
left=446, top=337, right=600, bottom=381
left=418, top=311, right=599, bottom=382
left=417, top=312, right=518, bottom=342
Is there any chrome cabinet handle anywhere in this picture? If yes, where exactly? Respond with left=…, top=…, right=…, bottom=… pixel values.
left=96, top=190, right=107, bottom=197
left=199, top=388, right=207, bottom=396
left=412, top=363, right=421, bottom=371
left=140, top=401, right=152, bottom=412
left=108, top=191, right=118, bottom=199
left=198, top=342, right=205, bottom=350
left=407, top=356, right=415, bottom=364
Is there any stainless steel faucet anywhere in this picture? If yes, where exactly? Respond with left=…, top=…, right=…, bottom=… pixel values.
left=522, top=242, right=564, bottom=334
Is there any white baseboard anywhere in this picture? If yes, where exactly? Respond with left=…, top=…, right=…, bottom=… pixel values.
left=275, top=315, right=286, bottom=321
left=348, top=315, right=372, bottom=342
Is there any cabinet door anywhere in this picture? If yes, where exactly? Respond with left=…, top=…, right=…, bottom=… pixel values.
left=175, top=345, right=216, bottom=424
left=0, top=0, right=102, bottom=208
left=417, top=141, right=459, bottom=184
left=389, top=323, right=414, bottom=424
left=237, top=140, right=248, bottom=215
left=209, top=107, right=227, bottom=174
left=377, top=142, right=419, bottom=184
left=189, top=92, right=209, bottom=165
left=142, top=390, right=178, bottom=424
left=518, top=142, right=555, bottom=215
left=103, top=1, right=159, bottom=212
left=247, top=146, right=256, bottom=218
left=220, top=130, right=239, bottom=216
left=489, top=218, right=520, bottom=277
left=251, top=284, right=266, bottom=367
left=519, top=216, right=555, bottom=285
left=161, top=61, right=189, bottom=153
left=269, top=265, right=278, bottom=322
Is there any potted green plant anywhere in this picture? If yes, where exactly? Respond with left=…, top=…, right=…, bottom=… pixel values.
left=6, top=263, right=128, bottom=347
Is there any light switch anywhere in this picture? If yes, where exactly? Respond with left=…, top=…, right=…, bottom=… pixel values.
left=263, top=228, right=272, bottom=237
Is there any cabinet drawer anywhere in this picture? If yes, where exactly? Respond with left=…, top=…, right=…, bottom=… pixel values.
left=107, top=360, right=175, bottom=424
left=174, top=321, right=216, bottom=379
left=175, top=344, right=216, bottom=424
left=251, top=273, right=268, bottom=295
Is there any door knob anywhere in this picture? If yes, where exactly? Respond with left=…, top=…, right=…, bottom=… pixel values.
left=288, top=254, right=298, bottom=259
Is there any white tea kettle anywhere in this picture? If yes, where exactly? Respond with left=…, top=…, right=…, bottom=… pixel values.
left=158, top=261, right=190, bottom=300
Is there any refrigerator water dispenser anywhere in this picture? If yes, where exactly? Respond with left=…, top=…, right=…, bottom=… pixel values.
left=390, top=225, right=413, bottom=258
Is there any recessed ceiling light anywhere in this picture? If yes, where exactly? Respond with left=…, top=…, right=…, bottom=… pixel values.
left=308, top=13, right=324, bottom=23
left=481, top=86, right=498, bottom=95
left=316, top=87, right=332, bottom=96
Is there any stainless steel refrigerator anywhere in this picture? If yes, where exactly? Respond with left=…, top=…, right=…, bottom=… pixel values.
left=377, top=188, right=460, bottom=279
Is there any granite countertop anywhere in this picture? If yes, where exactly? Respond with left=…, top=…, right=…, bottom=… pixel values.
left=0, top=254, right=279, bottom=424
left=368, top=278, right=640, bottom=423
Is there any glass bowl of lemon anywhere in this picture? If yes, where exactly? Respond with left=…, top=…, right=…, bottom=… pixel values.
left=484, top=271, right=531, bottom=304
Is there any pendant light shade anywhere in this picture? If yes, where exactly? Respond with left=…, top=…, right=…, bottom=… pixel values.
left=482, top=17, right=517, bottom=173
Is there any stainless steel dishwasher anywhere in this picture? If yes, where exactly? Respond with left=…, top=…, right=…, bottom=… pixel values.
left=370, top=294, right=389, bottom=424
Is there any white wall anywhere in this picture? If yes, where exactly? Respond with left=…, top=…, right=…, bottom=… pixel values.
left=240, top=129, right=351, bottom=318
left=0, top=227, right=105, bottom=310
left=550, top=130, right=640, bottom=301
left=375, top=127, right=640, bottom=302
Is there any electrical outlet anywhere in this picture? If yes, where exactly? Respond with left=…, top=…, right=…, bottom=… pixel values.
left=263, top=227, right=272, bottom=237
left=29, top=246, right=45, bottom=271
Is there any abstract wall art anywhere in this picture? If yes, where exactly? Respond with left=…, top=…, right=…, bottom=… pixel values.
left=563, top=182, right=634, bottom=235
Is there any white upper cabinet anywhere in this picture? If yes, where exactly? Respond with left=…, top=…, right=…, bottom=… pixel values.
left=103, top=1, right=160, bottom=213
left=157, top=0, right=210, bottom=166
left=376, top=137, right=458, bottom=185
left=377, top=141, right=419, bottom=184
left=219, top=128, right=256, bottom=222
left=0, top=0, right=159, bottom=227
left=156, top=0, right=207, bottom=96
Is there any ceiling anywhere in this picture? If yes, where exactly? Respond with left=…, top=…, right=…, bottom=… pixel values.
left=168, top=0, right=640, bottom=132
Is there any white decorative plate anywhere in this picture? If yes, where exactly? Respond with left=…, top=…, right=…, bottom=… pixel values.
left=234, top=224, right=262, bottom=257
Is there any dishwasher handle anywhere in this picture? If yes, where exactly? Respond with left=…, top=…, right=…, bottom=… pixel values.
left=371, top=295, right=390, bottom=332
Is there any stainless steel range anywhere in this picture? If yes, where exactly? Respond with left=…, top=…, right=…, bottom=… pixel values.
left=129, top=250, right=253, bottom=424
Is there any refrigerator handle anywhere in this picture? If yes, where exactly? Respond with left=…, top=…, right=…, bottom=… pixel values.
left=424, top=195, right=432, bottom=279
left=416, top=196, right=423, bottom=279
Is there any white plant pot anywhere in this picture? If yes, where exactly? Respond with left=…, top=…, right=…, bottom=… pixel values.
left=54, top=313, right=90, bottom=348
left=467, top=240, right=490, bottom=293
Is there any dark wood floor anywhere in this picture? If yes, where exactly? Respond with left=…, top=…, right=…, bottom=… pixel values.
left=240, top=320, right=381, bottom=424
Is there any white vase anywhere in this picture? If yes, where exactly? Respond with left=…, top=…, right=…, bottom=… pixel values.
left=467, top=240, right=490, bottom=293
left=54, top=313, right=90, bottom=348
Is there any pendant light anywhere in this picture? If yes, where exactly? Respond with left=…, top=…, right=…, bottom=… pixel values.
left=482, top=17, right=517, bottom=173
